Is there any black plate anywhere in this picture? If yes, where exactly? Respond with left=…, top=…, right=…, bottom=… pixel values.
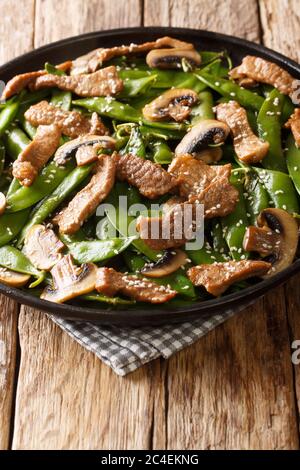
left=1, top=27, right=299, bottom=325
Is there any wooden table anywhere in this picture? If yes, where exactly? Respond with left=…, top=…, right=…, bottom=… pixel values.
left=0, top=0, right=300, bottom=450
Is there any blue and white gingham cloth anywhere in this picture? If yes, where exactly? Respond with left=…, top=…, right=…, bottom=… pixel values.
left=49, top=300, right=253, bottom=375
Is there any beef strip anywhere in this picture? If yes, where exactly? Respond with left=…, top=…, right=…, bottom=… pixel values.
left=168, top=154, right=232, bottom=199
left=54, top=154, right=116, bottom=234
left=216, top=101, right=269, bottom=164
left=116, top=153, right=178, bottom=199
left=243, top=225, right=280, bottom=256
left=229, top=56, right=295, bottom=97
left=284, top=108, right=300, bottom=147
left=1, top=61, right=72, bottom=100
left=71, top=36, right=194, bottom=74
left=188, top=260, right=271, bottom=296
left=192, top=176, right=239, bottom=218
left=12, top=124, right=61, bottom=186
left=95, top=267, right=177, bottom=303
left=25, top=101, right=108, bottom=138
left=31, top=66, right=123, bottom=97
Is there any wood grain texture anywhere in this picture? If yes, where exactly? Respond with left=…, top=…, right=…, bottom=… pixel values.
left=144, top=0, right=260, bottom=42
left=145, top=0, right=299, bottom=450
left=0, top=0, right=35, bottom=450
left=13, top=310, right=164, bottom=449
left=260, top=0, right=300, bottom=438
left=5, top=0, right=300, bottom=450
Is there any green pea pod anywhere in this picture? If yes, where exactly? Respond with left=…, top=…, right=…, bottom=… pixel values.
left=254, top=167, right=299, bottom=213
left=186, top=242, right=227, bottom=264
left=257, top=89, right=287, bottom=172
left=3, top=126, right=30, bottom=159
left=19, top=89, right=51, bottom=107
left=73, top=97, right=142, bottom=123
left=17, top=164, right=93, bottom=246
left=286, top=133, right=300, bottom=195
left=60, top=235, right=135, bottom=264
left=123, top=250, right=148, bottom=271
left=0, top=209, right=30, bottom=246
left=190, top=90, right=214, bottom=124
left=44, top=62, right=65, bottom=76
left=120, top=75, right=157, bottom=98
left=200, top=51, right=225, bottom=66
left=0, top=245, right=45, bottom=288
left=148, top=140, right=173, bottom=164
left=211, top=220, right=229, bottom=255
left=19, top=115, right=37, bottom=139
left=0, top=102, right=19, bottom=137
left=96, top=216, right=116, bottom=240
left=6, top=160, right=75, bottom=213
left=124, top=126, right=146, bottom=157
left=82, top=293, right=135, bottom=305
left=244, top=170, right=270, bottom=224
left=51, top=90, right=72, bottom=111
left=140, top=125, right=185, bottom=140
left=281, top=95, right=295, bottom=124
left=129, top=89, right=164, bottom=110
left=221, top=170, right=250, bottom=260
left=0, top=141, right=5, bottom=177
left=196, top=72, right=264, bottom=111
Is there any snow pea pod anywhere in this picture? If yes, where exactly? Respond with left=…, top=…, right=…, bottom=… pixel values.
left=124, top=125, right=146, bottom=157
left=286, top=133, right=300, bottom=195
left=221, top=170, right=250, bottom=260
left=19, top=89, right=51, bottom=107
left=254, top=167, right=299, bottom=213
left=211, top=220, right=229, bottom=255
left=17, top=164, right=93, bottom=246
left=186, top=241, right=226, bottom=265
left=120, top=75, right=157, bottom=98
left=6, top=160, right=75, bottom=213
left=19, top=115, right=37, bottom=139
left=257, top=89, right=287, bottom=172
left=0, top=102, right=19, bottom=137
left=73, top=97, right=142, bottom=123
left=244, top=170, right=269, bottom=225
left=3, top=126, right=30, bottom=159
left=190, top=90, right=214, bottom=124
left=140, top=125, right=185, bottom=140
left=0, top=209, right=30, bottom=246
left=51, top=89, right=72, bottom=111
left=148, top=139, right=173, bottom=164
left=0, top=245, right=45, bottom=287
left=0, top=141, right=5, bottom=177
left=60, top=235, right=135, bottom=264
left=196, top=72, right=264, bottom=111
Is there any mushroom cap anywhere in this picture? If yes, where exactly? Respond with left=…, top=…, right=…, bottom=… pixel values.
left=23, top=224, right=65, bottom=271
left=41, top=254, right=98, bottom=304
left=54, top=135, right=116, bottom=165
left=175, top=119, right=230, bottom=155
left=0, top=192, right=6, bottom=216
left=143, top=88, right=198, bottom=122
left=243, top=208, right=299, bottom=277
left=146, top=47, right=201, bottom=69
left=141, top=249, right=188, bottom=277
left=0, top=267, right=31, bottom=287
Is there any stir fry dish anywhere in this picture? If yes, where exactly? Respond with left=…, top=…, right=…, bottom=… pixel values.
left=0, top=36, right=300, bottom=307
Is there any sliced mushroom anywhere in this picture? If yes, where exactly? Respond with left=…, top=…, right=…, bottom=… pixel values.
left=41, top=254, right=97, bottom=304
left=193, top=147, right=222, bottom=163
left=175, top=120, right=230, bottom=155
left=141, top=249, right=188, bottom=277
left=146, top=47, right=201, bottom=69
left=143, top=89, right=198, bottom=122
left=54, top=135, right=116, bottom=165
left=0, top=192, right=6, bottom=216
left=23, top=225, right=65, bottom=271
left=243, top=208, right=299, bottom=277
left=0, top=267, right=30, bottom=287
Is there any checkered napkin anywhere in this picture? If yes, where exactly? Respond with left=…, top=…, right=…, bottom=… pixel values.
left=49, top=302, right=250, bottom=375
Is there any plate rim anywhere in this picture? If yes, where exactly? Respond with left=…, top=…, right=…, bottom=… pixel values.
left=0, top=26, right=299, bottom=325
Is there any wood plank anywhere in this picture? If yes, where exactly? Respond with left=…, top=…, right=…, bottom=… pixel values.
left=0, top=0, right=35, bottom=450
left=12, top=0, right=165, bottom=450
left=144, top=0, right=299, bottom=450
left=13, top=311, right=163, bottom=449
left=259, top=0, right=300, bottom=436
left=144, top=0, right=259, bottom=42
